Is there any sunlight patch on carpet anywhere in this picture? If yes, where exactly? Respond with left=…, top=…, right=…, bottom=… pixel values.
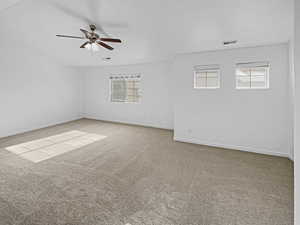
left=6, top=130, right=106, bottom=163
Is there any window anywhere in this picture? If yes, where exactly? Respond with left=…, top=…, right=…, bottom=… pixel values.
left=110, top=75, right=141, bottom=103
left=194, top=64, right=220, bottom=89
left=236, top=62, right=270, bottom=89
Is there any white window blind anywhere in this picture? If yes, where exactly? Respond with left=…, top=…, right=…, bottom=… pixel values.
left=236, top=62, right=270, bottom=89
left=110, top=75, right=141, bottom=103
left=194, top=64, right=220, bottom=89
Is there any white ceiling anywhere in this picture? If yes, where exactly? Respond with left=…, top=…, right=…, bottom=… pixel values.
left=0, top=0, right=23, bottom=12
left=0, top=0, right=294, bottom=66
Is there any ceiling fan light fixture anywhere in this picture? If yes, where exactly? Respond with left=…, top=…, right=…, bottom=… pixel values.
left=85, top=43, right=100, bottom=52
left=85, top=43, right=92, bottom=50
left=91, top=43, right=100, bottom=52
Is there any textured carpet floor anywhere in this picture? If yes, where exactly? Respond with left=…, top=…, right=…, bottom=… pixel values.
left=0, top=119, right=293, bottom=225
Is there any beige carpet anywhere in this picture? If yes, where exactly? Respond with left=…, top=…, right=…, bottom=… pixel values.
left=0, top=119, right=293, bottom=225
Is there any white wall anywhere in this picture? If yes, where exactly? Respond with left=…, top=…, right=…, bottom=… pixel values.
left=288, top=40, right=295, bottom=160
left=82, top=61, right=173, bottom=129
left=0, top=45, right=82, bottom=138
left=81, top=44, right=292, bottom=158
left=172, top=44, right=292, bottom=158
left=294, top=0, right=300, bottom=223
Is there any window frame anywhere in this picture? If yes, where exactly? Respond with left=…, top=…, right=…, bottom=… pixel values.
left=109, top=75, right=141, bottom=104
left=235, top=62, right=270, bottom=90
left=193, top=64, right=221, bottom=89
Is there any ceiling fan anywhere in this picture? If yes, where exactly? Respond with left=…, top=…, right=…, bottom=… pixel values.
left=56, top=24, right=122, bottom=51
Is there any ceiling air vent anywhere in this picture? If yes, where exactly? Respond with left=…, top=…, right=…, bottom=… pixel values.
left=223, top=40, right=237, bottom=46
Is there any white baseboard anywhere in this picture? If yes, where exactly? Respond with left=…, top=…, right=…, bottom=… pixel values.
left=174, top=136, right=292, bottom=160
left=288, top=154, right=294, bottom=161
left=83, top=115, right=173, bottom=130
left=0, top=116, right=83, bottom=139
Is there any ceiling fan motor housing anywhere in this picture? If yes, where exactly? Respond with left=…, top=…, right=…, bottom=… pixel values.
left=90, top=24, right=96, bottom=31
left=91, top=33, right=99, bottom=42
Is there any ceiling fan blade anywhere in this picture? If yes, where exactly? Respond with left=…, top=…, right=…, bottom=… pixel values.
left=56, top=35, right=85, bottom=39
left=97, top=41, right=114, bottom=50
left=80, top=42, right=90, bottom=48
left=80, top=29, right=90, bottom=38
left=100, top=38, right=122, bottom=43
